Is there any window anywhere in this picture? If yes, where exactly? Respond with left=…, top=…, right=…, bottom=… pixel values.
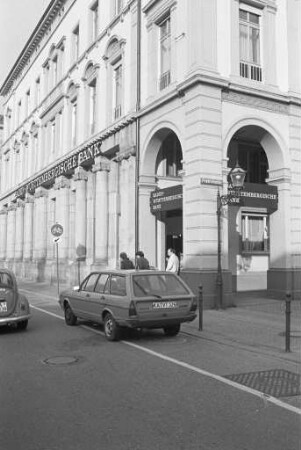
left=72, top=25, right=80, bottom=62
left=35, top=78, right=41, bottom=107
left=52, top=56, right=58, bottom=87
left=113, top=65, right=122, bottom=119
left=90, top=1, right=99, bottom=42
left=17, top=100, right=22, bottom=126
left=159, top=16, right=171, bottom=90
left=89, top=80, right=97, bottom=134
left=71, top=99, right=77, bottom=147
left=95, top=274, right=110, bottom=293
left=110, top=275, right=126, bottom=296
left=239, top=7, right=262, bottom=81
left=81, top=273, right=100, bottom=292
left=241, top=213, right=269, bottom=253
left=50, top=118, right=56, bottom=154
left=114, top=0, right=123, bottom=15
left=26, top=90, right=31, bottom=117
left=156, top=133, right=183, bottom=177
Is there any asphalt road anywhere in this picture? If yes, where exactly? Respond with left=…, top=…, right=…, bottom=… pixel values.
left=0, top=295, right=300, bottom=450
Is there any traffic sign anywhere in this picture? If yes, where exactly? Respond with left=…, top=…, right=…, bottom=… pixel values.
left=51, top=223, right=64, bottom=237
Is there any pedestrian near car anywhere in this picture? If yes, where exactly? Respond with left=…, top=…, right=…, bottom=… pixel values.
left=120, top=252, right=134, bottom=270
left=135, top=251, right=150, bottom=270
left=166, top=248, right=180, bottom=274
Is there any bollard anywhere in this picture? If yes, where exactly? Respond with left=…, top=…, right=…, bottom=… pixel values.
left=285, top=291, right=291, bottom=353
left=198, top=285, right=203, bottom=331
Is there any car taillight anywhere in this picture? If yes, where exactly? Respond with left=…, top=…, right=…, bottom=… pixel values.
left=190, top=296, right=197, bottom=312
left=129, top=301, right=137, bottom=317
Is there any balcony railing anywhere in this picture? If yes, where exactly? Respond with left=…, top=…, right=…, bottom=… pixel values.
left=240, top=62, right=262, bottom=82
left=159, top=71, right=171, bottom=91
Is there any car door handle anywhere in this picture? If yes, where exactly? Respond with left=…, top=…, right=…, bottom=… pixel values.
left=100, top=296, right=105, bottom=301
left=86, top=293, right=90, bottom=298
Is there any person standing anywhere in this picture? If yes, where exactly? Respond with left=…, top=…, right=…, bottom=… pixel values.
left=135, top=251, right=150, bottom=270
left=166, top=248, right=180, bottom=274
left=119, top=252, right=134, bottom=269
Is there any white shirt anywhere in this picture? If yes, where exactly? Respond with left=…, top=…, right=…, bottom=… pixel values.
left=166, top=253, right=179, bottom=273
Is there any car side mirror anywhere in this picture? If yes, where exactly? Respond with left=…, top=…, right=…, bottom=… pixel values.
left=73, top=286, right=80, bottom=292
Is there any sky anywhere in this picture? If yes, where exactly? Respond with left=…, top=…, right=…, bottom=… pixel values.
left=0, top=0, right=51, bottom=90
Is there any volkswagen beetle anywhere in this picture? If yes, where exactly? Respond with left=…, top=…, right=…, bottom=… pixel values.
left=0, top=269, right=31, bottom=330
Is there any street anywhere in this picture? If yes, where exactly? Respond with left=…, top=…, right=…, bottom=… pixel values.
left=1, top=291, right=300, bottom=450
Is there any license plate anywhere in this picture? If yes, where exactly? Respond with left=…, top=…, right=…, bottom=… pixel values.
left=0, top=302, right=7, bottom=312
left=152, top=301, right=178, bottom=309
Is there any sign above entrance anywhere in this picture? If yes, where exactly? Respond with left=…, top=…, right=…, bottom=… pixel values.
left=228, top=182, right=278, bottom=212
left=150, top=185, right=183, bottom=214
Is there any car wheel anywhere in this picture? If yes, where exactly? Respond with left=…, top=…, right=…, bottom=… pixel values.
left=163, top=324, right=181, bottom=337
left=17, top=320, right=28, bottom=330
left=104, top=313, right=120, bottom=341
left=64, top=304, right=77, bottom=326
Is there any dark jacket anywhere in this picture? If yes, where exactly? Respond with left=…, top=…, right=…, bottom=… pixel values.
left=136, top=257, right=150, bottom=270
left=121, top=258, right=134, bottom=270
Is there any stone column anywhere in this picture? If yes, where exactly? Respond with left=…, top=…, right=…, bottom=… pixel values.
left=15, top=199, right=25, bottom=260
left=92, top=157, right=110, bottom=264
left=53, top=176, right=70, bottom=259
left=6, top=203, right=17, bottom=260
left=73, top=167, right=88, bottom=260
left=23, top=194, right=34, bottom=260
left=33, top=187, right=48, bottom=261
left=0, top=208, right=8, bottom=260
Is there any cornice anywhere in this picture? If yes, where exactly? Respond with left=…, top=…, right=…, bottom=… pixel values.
left=0, top=0, right=66, bottom=97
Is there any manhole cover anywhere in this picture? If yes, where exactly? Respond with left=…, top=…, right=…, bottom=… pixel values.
left=43, top=356, right=79, bottom=365
left=224, top=369, right=301, bottom=397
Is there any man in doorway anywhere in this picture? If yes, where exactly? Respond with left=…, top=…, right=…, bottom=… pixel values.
left=166, top=248, right=180, bottom=274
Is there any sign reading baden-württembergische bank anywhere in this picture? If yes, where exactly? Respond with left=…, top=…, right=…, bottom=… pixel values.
left=228, top=182, right=278, bottom=212
left=14, top=141, right=102, bottom=199
left=150, top=185, right=183, bottom=214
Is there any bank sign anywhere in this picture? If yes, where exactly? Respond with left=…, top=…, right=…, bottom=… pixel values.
left=150, top=185, right=183, bottom=213
left=15, top=141, right=102, bottom=199
left=229, top=182, right=278, bottom=212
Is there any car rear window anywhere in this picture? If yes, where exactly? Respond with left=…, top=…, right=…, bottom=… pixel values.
left=132, top=274, right=189, bottom=297
left=0, top=273, right=13, bottom=288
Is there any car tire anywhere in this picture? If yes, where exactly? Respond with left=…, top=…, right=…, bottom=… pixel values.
left=163, top=324, right=181, bottom=337
left=64, top=304, right=77, bottom=326
left=17, top=320, right=28, bottom=330
left=104, top=313, right=120, bottom=341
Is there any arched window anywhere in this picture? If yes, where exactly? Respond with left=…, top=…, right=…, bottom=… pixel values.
left=156, top=133, right=182, bottom=177
left=104, top=37, right=125, bottom=123
left=83, top=63, right=99, bottom=136
left=67, top=83, right=79, bottom=149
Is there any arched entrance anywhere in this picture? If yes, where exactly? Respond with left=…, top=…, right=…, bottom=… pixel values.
left=226, top=125, right=285, bottom=292
left=140, top=128, right=183, bottom=269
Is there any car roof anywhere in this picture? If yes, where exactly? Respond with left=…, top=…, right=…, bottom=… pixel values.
left=88, top=270, right=173, bottom=276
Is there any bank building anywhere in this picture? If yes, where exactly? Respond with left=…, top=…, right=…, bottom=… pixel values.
left=0, top=0, right=300, bottom=306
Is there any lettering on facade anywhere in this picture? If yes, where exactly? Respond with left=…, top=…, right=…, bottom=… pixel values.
left=229, top=182, right=278, bottom=212
left=14, top=141, right=102, bottom=199
left=150, top=185, right=183, bottom=214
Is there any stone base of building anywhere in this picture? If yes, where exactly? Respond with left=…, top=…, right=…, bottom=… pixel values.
left=267, top=268, right=301, bottom=300
left=180, top=269, right=234, bottom=309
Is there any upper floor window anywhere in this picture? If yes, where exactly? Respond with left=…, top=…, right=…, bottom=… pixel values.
left=113, top=64, right=122, bottom=120
left=17, top=100, right=22, bottom=126
left=158, top=15, right=171, bottom=90
left=52, top=56, right=58, bottom=87
left=90, top=1, right=99, bottom=42
left=26, top=90, right=31, bottom=117
left=114, top=0, right=123, bottom=16
left=72, top=24, right=80, bottom=63
left=35, top=77, right=41, bottom=107
left=239, top=7, right=262, bottom=81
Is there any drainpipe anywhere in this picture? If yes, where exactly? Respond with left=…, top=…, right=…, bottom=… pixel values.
left=135, top=0, right=141, bottom=260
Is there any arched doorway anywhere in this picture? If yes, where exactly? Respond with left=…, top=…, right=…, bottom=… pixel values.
left=141, top=128, right=183, bottom=269
left=226, top=125, right=280, bottom=292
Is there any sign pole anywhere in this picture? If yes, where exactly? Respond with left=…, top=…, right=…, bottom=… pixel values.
left=56, top=240, right=60, bottom=298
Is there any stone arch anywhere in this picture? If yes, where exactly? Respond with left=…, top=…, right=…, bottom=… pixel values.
left=141, top=123, right=183, bottom=176
left=223, top=117, right=288, bottom=174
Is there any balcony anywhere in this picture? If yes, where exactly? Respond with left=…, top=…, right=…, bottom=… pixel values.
left=240, top=62, right=262, bottom=82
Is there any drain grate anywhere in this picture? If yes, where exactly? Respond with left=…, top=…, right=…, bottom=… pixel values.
left=224, top=369, right=301, bottom=397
